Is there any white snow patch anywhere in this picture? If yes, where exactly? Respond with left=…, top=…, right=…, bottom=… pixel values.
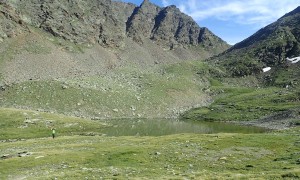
left=286, top=56, right=300, bottom=64
left=263, top=67, right=271, bottom=72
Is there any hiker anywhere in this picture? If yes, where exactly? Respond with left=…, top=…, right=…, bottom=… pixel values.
left=51, top=128, right=56, bottom=139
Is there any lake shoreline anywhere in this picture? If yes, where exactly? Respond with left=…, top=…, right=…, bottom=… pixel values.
left=237, top=118, right=298, bottom=130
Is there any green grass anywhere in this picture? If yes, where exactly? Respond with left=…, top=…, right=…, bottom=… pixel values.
left=271, top=64, right=300, bottom=87
left=182, top=80, right=300, bottom=122
left=0, top=108, right=300, bottom=179
left=182, top=59, right=300, bottom=122
left=0, top=108, right=107, bottom=140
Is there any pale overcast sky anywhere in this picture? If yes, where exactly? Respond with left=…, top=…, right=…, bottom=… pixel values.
left=117, top=0, right=300, bottom=45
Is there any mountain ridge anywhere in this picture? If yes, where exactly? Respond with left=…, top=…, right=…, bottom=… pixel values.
left=1, top=0, right=229, bottom=50
left=0, top=0, right=229, bottom=85
left=213, top=6, right=300, bottom=77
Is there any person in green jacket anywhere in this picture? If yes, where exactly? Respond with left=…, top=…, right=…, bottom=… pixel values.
left=51, top=128, right=56, bottom=139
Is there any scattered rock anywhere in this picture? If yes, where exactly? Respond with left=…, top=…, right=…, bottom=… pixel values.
left=62, top=85, right=68, bottom=89
left=18, top=151, right=32, bottom=157
left=154, top=152, right=161, bottom=155
left=64, top=123, right=79, bottom=127
left=45, top=120, right=54, bottom=124
left=130, top=106, right=136, bottom=111
left=35, top=156, right=45, bottom=159
left=24, top=119, right=34, bottom=124
left=246, top=165, right=254, bottom=168
left=18, top=124, right=28, bottom=129
left=1, top=154, right=12, bottom=159
left=219, top=157, right=227, bottom=161
left=109, top=167, right=120, bottom=176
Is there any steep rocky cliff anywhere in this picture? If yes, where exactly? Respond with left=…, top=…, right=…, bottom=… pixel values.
left=0, top=0, right=229, bottom=52
left=126, top=0, right=227, bottom=50
left=0, top=1, right=28, bottom=41
left=0, top=0, right=230, bottom=85
left=0, top=0, right=135, bottom=48
left=126, top=0, right=161, bottom=44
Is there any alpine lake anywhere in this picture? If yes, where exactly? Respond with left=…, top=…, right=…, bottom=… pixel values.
left=98, top=118, right=267, bottom=136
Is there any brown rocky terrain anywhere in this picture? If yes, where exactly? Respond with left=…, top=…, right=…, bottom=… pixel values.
left=0, top=0, right=231, bottom=119
left=0, top=0, right=229, bottom=84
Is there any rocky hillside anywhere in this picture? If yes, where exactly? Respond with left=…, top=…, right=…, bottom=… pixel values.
left=214, top=6, right=300, bottom=79
left=0, top=0, right=229, bottom=85
left=0, top=0, right=230, bottom=119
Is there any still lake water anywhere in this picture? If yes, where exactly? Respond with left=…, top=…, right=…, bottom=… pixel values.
left=99, top=119, right=266, bottom=136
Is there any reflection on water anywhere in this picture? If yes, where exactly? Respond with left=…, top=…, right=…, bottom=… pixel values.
left=99, top=119, right=266, bottom=136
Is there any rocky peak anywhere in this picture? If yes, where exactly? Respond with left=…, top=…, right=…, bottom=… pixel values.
left=199, top=27, right=225, bottom=47
left=126, top=1, right=229, bottom=49
left=164, top=5, right=177, bottom=10
left=141, top=0, right=151, bottom=6
left=139, top=0, right=160, bottom=11
left=150, top=5, right=201, bottom=47
left=0, top=0, right=229, bottom=53
left=126, top=0, right=161, bottom=43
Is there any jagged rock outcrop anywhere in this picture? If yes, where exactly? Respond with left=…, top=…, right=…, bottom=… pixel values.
left=0, top=0, right=230, bottom=85
left=0, top=0, right=228, bottom=50
left=150, top=5, right=201, bottom=48
left=13, top=0, right=135, bottom=48
left=126, top=0, right=227, bottom=50
left=0, top=2, right=29, bottom=41
left=126, top=0, right=161, bottom=44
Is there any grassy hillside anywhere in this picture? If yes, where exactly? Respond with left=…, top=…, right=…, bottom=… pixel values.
left=0, top=108, right=300, bottom=179
left=183, top=86, right=299, bottom=120
left=182, top=69, right=300, bottom=128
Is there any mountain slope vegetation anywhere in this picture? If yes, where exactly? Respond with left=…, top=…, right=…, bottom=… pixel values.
left=183, top=6, right=300, bottom=126
left=214, top=6, right=300, bottom=79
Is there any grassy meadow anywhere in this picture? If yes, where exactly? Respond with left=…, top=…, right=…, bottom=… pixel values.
left=0, top=32, right=300, bottom=179
left=0, top=108, right=300, bottom=179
